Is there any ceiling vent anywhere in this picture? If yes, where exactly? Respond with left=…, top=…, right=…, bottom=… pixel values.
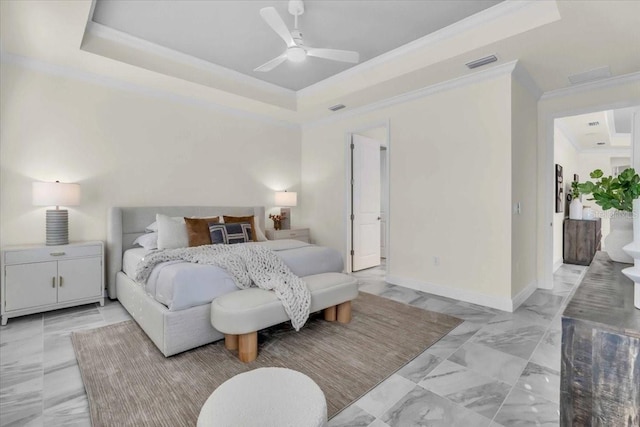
left=466, top=55, right=498, bottom=69
left=588, top=121, right=600, bottom=126
left=328, top=104, right=346, bottom=112
left=568, top=66, right=611, bottom=85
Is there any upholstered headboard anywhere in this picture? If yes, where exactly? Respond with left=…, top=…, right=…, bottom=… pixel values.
left=106, top=206, right=265, bottom=299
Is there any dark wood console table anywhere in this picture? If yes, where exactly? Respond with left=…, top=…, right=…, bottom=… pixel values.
left=561, top=252, right=640, bottom=426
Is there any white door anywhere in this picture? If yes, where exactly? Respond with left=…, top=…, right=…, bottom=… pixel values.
left=57, top=258, right=102, bottom=303
left=5, top=262, right=58, bottom=311
left=352, top=134, right=381, bottom=271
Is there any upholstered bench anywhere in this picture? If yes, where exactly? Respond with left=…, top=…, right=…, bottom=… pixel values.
left=211, top=272, right=358, bottom=362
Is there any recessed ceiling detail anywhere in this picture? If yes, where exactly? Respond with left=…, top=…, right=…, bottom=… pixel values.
left=556, top=108, right=635, bottom=151
left=91, top=0, right=502, bottom=91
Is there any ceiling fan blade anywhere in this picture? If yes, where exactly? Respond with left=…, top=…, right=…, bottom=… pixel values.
left=260, top=7, right=296, bottom=47
left=306, top=48, right=360, bottom=64
left=254, top=54, right=287, bottom=72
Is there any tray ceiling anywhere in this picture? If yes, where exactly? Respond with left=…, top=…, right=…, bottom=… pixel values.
left=91, top=0, right=502, bottom=91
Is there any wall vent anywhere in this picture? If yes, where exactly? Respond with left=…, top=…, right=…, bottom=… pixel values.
left=329, top=104, right=346, bottom=112
left=466, top=55, right=498, bottom=69
left=596, top=142, right=606, bottom=146
left=568, top=66, right=611, bottom=85
left=588, top=121, right=600, bottom=126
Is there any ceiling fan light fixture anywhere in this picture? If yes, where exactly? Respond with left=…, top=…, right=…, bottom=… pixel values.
left=286, top=46, right=306, bottom=63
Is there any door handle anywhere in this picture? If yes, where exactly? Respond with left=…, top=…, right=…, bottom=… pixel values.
left=59, top=276, right=63, bottom=287
left=52, top=277, right=56, bottom=288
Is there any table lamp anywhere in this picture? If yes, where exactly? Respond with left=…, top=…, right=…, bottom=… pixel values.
left=32, top=181, right=81, bottom=246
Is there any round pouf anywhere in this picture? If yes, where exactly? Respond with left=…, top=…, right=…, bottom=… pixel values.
left=197, top=367, right=327, bottom=427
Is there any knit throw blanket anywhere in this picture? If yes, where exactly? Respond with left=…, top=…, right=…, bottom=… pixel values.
left=134, top=245, right=311, bottom=330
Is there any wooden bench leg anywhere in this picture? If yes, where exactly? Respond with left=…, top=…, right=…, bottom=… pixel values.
left=324, top=305, right=337, bottom=321
left=238, top=332, right=258, bottom=363
left=337, top=301, right=352, bottom=323
left=224, top=334, right=238, bottom=351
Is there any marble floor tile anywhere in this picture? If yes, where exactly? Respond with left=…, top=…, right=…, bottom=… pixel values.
left=0, top=314, right=43, bottom=344
left=0, top=333, right=43, bottom=370
left=448, top=342, right=528, bottom=385
left=493, top=387, right=560, bottom=427
left=98, top=301, right=132, bottom=325
left=425, top=321, right=483, bottom=359
left=43, top=363, right=86, bottom=411
left=43, top=305, right=105, bottom=335
left=409, top=294, right=456, bottom=313
left=418, top=360, right=511, bottom=419
left=381, top=386, right=492, bottom=427
left=43, top=332, right=77, bottom=374
left=355, top=374, right=417, bottom=418
left=396, top=350, right=443, bottom=383
left=518, top=292, right=564, bottom=322
left=529, top=329, right=562, bottom=372
left=515, top=362, right=560, bottom=404
left=43, top=394, right=90, bottom=427
left=328, top=404, right=375, bottom=427
left=367, top=419, right=391, bottom=427
left=471, top=319, right=546, bottom=360
left=358, top=280, right=392, bottom=296
left=441, top=303, right=498, bottom=324
left=377, top=285, right=422, bottom=305
left=0, top=381, right=43, bottom=427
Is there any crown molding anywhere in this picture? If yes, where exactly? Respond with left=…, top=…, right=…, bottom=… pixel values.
left=302, top=60, right=518, bottom=130
left=85, top=22, right=296, bottom=100
left=541, top=71, right=640, bottom=100
left=297, top=0, right=550, bottom=99
left=0, top=52, right=300, bottom=130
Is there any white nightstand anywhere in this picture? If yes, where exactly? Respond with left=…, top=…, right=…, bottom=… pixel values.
left=1, top=241, right=104, bottom=325
left=265, top=228, right=311, bottom=243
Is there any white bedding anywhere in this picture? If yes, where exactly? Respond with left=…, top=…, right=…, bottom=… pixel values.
left=123, top=239, right=343, bottom=311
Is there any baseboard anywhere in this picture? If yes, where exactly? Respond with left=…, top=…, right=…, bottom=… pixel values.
left=553, top=260, right=563, bottom=272
left=511, top=279, right=538, bottom=311
left=386, top=275, right=514, bottom=312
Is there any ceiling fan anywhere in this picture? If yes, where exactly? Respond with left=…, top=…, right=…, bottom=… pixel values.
left=254, top=0, right=360, bottom=72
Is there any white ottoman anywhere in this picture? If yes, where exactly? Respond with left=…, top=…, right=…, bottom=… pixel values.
left=197, top=367, right=327, bottom=427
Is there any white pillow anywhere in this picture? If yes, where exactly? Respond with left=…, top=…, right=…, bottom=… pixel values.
left=156, top=214, right=188, bottom=249
left=133, top=232, right=158, bottom=250
left=145, top=216, right=183, bottom=233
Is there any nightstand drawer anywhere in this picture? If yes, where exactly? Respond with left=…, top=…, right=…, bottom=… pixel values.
left=278, top=230, right=309, bottom=239
left=266, top=228, right=311, bottom=243
left=4, top=244, right=102, bottom=265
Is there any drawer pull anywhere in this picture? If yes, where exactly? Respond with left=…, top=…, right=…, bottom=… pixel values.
left=50, top=252, right=66, bottom=257
left=59, top=276, right=64, bottom=287
left=52, top=277, right=56, bottom=288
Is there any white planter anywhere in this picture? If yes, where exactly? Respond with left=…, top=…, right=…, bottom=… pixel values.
left=569, top=199, right=583, bottom=220
left=582, top=207, right=596, bottom=220
left=622, top=199, right=640, bottom=309
left=605, top=210, right=634, bottom=263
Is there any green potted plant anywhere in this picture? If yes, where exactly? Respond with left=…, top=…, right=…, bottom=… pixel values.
left=577, top=168, right=640, bottom=263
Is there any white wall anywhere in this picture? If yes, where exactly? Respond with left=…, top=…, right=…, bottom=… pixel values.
left=302, top=74, right=514, bottom=307
left=0, top=62, right=301, bottom=247
left=552, top=127, right=579, bottom=268
left=511, top=77, right=538, bottom=298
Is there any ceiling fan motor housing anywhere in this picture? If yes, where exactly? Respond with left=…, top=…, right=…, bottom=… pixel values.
left=291, top=29, right=303, bottom=46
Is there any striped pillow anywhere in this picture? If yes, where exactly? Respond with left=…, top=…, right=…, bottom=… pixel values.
left=208, top=222, right=253, bottom=245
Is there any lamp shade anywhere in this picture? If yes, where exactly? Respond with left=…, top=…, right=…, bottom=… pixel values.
left=32, top=181, right=81, bottom=207
left=275, top=191, right=297, bottom=207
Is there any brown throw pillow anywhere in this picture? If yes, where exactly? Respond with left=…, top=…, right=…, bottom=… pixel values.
left=223, top=215, right=257, bottom=242
left=184, top=216, right=220, bottom=247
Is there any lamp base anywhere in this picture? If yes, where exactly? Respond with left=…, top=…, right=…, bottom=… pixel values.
left=280, top=208, right=291, bottom=230
left=46, top=209, right=69, bottom=246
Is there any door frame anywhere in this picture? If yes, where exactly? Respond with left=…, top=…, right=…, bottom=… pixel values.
left=543, top=101, right=639, bottom=288
left=344, top=119, right=391, bottom=274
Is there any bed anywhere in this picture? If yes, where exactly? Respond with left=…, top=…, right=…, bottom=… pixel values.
left=107, top=206, right=344, bottom=356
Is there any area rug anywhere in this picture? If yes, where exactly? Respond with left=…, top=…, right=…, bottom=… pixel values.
left=72, top=292, right=461, bottom=426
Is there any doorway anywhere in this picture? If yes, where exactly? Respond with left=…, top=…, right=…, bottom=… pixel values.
left=545, top=105, right=640, bottom=284
left=346, top=121, right=390, bottom=273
